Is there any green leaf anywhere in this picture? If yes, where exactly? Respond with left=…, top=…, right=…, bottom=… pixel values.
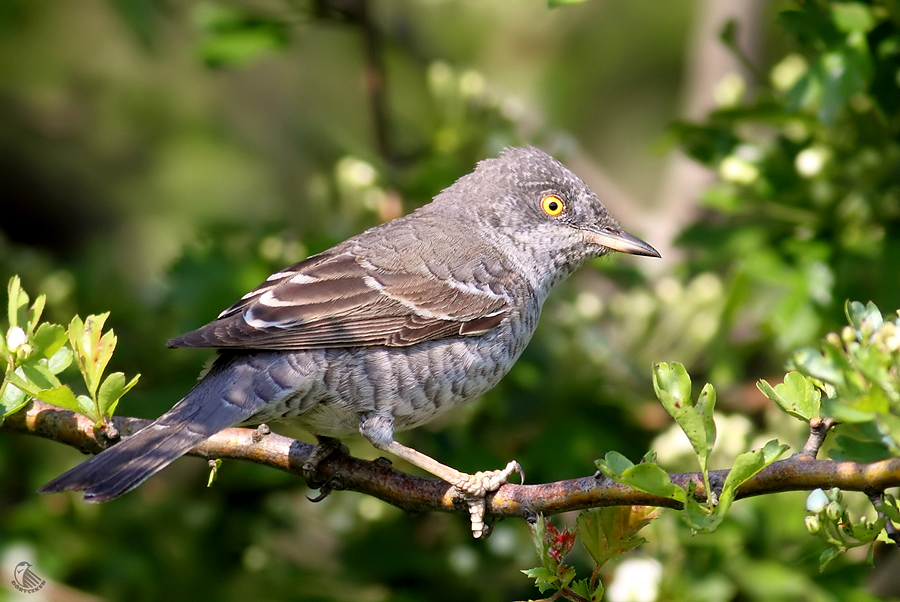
left=653, top=363, right=716, bottom=496
left=37, top=385, right=80, bottom=412
left=207, top=458, right=223, bottom=487
left=194, top=4, right=289, bottom=69
left=821, top=397, right=876, bottom=423
left=31, top=323, right=67, bottom=360
left=819, top=546, right=844, bottom=571
left=597, top=452, right=686, bottom=503
left=876, top=496, right=900, bottom=523
left=21, top=362, right=61, bottom=391
left=845, top=300, right=883, bottom=335
left=570, top=578, right=599, bottom=602
left=97, top=371, right=140, bottom=418
left=653, top=363, right=716, bottom=456
left=682, top=492, right=720, bottom=532
left=548, top=0, right=591, bottom=6
left=7, top=275, right=28, bottom=329
left=76, top=394, right=98, bottom=421
left=622, top=463, right=686, bottom=502
left=0, top=380, right=29, bottom=417
left=521, top=567, right=558, bottom=593
left=793, top=347, right=845, bottom=385
left=5, top=368, right=45, bottom=398
left=757, top=372, right=821, bottom=421
left=595, top=450, right=634, bottom=477
left=719, top=440, right=789, bottom=509
left=529, top=513, right=550, bottom=565
left=69, top=313, right=116, bottom=399
left=47, top=346, right=73, bottom=375
left=26, top=294, right=45, bottom=335
left=832, top=3, right=876, bottom=34
left=576, top=507, right=656, bottom=567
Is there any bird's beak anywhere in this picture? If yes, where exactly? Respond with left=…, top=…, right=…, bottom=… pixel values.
left=585, top=225, right=661, bottom=258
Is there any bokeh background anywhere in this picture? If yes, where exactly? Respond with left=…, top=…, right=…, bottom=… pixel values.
left=2, top=0, right=900, bottom=600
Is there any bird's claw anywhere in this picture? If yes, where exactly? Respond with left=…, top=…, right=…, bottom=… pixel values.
left=302, top=436, right=347, bottom=485
left=452, top=460, right=523, bottom=538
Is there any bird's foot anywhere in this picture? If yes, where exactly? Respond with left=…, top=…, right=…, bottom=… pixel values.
left=302, top=436, right=348, bottom=486
left=450, top=460, right=524, bottom=538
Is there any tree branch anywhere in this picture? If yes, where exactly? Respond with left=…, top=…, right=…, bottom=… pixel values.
left=6, top=400, right=900, bottom=523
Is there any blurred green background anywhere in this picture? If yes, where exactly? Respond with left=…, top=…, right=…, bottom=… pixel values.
left=2, top=0, right=900, bottom=600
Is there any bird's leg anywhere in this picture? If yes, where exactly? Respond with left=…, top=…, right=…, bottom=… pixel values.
left=359, top=412, right=523, bottom=538
left=302, top=435, right=348, bottom=485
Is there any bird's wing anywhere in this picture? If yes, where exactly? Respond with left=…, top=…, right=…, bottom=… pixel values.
left=167, top=250, right=511, bottom=350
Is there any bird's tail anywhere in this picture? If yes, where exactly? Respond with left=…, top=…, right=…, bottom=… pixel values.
left=39, top=353, right=269, bottom=502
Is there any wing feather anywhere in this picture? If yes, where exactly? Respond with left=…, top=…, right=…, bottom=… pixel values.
left=168, top=249, right=512, bottom=350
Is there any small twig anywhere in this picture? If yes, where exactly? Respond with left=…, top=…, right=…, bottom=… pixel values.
left=346, top=0, right=393, bottom=162
left=868, top=491, right=900, bottom=548
left=799, top=416, right=837, bottom=459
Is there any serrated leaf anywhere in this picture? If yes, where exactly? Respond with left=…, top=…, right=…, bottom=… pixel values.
left=570, top=578, right=595, bottom=602
left=69, top=313, right=116, bottom=399
left=653, top=363, right=715, bottom=455
left=621, top=462, right=686, bottom=502
left=31, top=323, right=67, bottom=360
left=849, top=517, right=886, bottom=542
left=595, top=450, right=635, bottom=477
left=529, top=514, right=549, bottom=565
left=521, top=567, right=558, bottom=593
left=576, top=507, right=656, bottom=567
left=7, top=275, right=28, bottom=328
left=21, top=362, right=61, bottom=391
left=37, top=385, right=80, bottom=412
left=5, top=368, right=44, bottom=397
left=720, top=440, right=789, bottom=508
left=682, top=493, right=720, bottom=532
left=26, top=294, right=45, bottom=335
left=757, top=371, right=821, bottom=421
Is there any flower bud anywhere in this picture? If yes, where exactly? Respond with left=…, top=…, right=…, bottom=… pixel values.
left=806, top=488, right=829, bottom=513
left=826, top=500, right=844, bottom=521
left=828, top=487, right=843, bottom=504
left=6, top=326, right=26, bottom=353
left=805, top=515, right=821, bottom=534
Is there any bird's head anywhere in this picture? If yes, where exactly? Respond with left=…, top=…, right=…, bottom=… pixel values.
left=433, top=146, right=659, bottom=288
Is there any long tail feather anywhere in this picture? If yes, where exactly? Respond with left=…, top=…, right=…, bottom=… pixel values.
left=39, top=353, right=271, bottom=501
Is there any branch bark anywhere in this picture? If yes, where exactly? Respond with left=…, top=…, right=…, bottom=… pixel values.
left=5, top=400, right=900, bottom=523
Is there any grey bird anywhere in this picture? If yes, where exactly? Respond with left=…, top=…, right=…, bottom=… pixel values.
left=40, top=146, right=659, bottom=537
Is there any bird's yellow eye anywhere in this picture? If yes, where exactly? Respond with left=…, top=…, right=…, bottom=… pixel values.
left=540, top=195, right=565, bottom=216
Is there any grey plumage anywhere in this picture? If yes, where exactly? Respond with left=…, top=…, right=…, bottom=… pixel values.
left=40, top=147, right=659, bottom=521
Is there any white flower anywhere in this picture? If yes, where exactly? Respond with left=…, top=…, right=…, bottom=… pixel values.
left=6, top=326, right=26, bottom=353
left=607, top=557, right=663, bottom=602
left=806, top=488, right=829, bottom=513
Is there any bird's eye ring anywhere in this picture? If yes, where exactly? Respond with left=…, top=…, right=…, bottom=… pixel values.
left=540, top=195, right=565, bottom=217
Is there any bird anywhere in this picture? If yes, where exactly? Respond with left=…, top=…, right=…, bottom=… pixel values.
left=40, top=146, right=660, bottom=537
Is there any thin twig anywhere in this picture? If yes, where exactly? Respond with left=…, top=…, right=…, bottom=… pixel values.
left=868, top=491, right=900, bottom=548
left=799, top=416, right=837, bottom=459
